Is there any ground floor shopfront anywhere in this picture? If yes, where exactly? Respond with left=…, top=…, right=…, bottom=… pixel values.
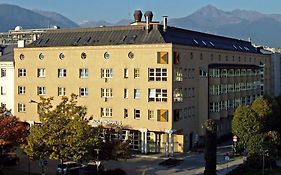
left=121, top=129, right=185, bottom=155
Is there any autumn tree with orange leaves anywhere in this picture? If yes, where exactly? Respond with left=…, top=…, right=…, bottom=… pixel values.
left=0, top=105, right=29, bottom=153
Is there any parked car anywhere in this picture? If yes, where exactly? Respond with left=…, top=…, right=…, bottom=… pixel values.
left=56, top=161, right=81, bottom=175
left=79, top=161, right=104, bottom=175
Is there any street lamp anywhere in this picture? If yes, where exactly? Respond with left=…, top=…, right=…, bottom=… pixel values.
left=27, top=100, right=39, bottom=175
left=262, top=149, right=268, bottom=175
left=94, top=149, right=101, bottom=175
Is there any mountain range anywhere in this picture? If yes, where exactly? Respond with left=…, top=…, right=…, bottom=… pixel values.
left=1, top=4, right=281, bottom=47
left=0, top=4, right=78, bottom=32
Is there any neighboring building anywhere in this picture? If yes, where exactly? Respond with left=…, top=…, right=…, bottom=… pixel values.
left=14, top=11, right=272, bottom=154
left=260, top=47, right=281, bottom=97
left=0, top=45, right=16, bottom=113
left=0, top=26, right=59, bottom=114
left=0, top=26, right=59, bottom=45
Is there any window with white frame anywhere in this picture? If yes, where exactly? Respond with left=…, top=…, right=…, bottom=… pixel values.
left=79, top=68, right=88, bottom=78
left=148, top=88, right=167, bottom=102
left=134, top=89, right=140, bottom=99
left=221, top=69, right=227, bottom=77
left=1, top=68, right=6, bottom=77
left=58, top=68, right=67, bottom=77
left=124, top=88, right=128, bottom=98
left=199, top=67, right=208, bottom=77
left=134, top=109, right=141, bottom=119
left=235, top=69, right=240, bottom=76
left=228, top=69, right=234, bottom=77
left=79, top=87, right=88, bottom=97
left=235, top=83, right=240, bottom=92
left=101, top=68, right=113, bottom=78
left=148, top=68, right=167, bottom=81
left=37, top=68, right=46, bottom=77
left=174, top=68, right=183, bottom=81
left=124, top=68, right=128, bottom=78
left=18, top=103, right=26, bottom=112
left=37, top=86, right=46, bottom=96
left=18, top=86, right=25, bottom=95
left=101, top=108, right=112, bottom=117
left=18, top=68, right=26, bottom=77
left=134, top=68, right=140, bottom=78
left=221, top=84, right=227, bottom=94
left=148, top=110, right=155, bottom=120
left=240, top=82, right=246, bottom=91
left=227, top=84, right=234, bottom=92
left=101, top=88, right=112, bottom=98
left=173, top=88, right=183, bottom=102
left=58, top=87, right=66, bottom=96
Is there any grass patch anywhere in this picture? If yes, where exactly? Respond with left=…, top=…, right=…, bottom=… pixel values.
left=1, top=168, right=40, bottom=175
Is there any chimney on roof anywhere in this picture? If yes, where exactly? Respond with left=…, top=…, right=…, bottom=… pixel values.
left=163, top=16, right=168, bottom=32
left=144, top=11, right=153, bottom=31
left=144, top=11, right=153, bottom=23
left=134, top=10, right=143, bottom=22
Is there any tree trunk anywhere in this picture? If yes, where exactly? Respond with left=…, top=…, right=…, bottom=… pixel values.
left=204, top=120, right=217, bottom=175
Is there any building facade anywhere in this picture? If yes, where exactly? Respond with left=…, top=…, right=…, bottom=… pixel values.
left=260, top=47, right=281, bottom=97
left=14, top=11, right=271, bottom=154
left=0, top=45, right=16, bottom=113
left=0, top=26, right=59, bottom=46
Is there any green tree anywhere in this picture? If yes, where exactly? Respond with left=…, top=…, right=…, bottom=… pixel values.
left=22, top=94, right=101, bottom=163
left=251, top=97, right=272, bottom=120
left=232, top=105, right=262, bottom=147
left=204, top=119, right=217, bottom=175
left=232, top=97, right=280, bottom=158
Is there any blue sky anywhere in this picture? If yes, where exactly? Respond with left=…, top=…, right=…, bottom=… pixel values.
left=1, top=0, right=281, bottom=23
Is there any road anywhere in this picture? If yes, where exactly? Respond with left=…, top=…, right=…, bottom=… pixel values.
left=10, top=146, right=242, bottom=175
left=103, top=146, right=242, bottom=175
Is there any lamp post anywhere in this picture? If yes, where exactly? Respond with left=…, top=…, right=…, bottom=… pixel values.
left=94, top=149, right=101, bottom=175
left=262, top=149, right=268, bottom=175
left=233, top=135, right=238, bottom=155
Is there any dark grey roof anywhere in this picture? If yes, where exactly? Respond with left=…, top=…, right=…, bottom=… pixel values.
left=28, top=25, right=260, bottom=54
left=0, top=45, right=16, bottom=62
left=28, top=26, right=165, bottom=47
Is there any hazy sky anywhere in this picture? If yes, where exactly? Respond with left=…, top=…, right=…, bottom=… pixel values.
left=1, top=0, right=281, bottom=23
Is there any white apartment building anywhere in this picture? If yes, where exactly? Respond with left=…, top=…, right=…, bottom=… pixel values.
left=0, top=45, right=15, bottom=113
left=261, top=47, right=281, bottom=97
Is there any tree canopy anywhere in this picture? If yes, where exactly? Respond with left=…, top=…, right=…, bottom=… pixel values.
left=22, top=94, right=101, bottom=162
left=0, top=105, right=29, bottom=150
left=232, top=97, right=280, bottom=156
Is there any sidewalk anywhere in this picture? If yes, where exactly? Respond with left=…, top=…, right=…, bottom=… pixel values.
left=216, top=158, right=243, bottom=175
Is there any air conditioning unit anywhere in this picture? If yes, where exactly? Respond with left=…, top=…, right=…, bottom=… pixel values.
left=104, top=97, right=108, bottom=102
left=104, top=78, right=108, bottom=82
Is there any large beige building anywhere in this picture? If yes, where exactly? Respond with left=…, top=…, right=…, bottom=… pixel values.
left=14, top=11, right=271, bottom=155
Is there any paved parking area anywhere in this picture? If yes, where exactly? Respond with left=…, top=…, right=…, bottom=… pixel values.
left=10, top=146, right=242, bottom=175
